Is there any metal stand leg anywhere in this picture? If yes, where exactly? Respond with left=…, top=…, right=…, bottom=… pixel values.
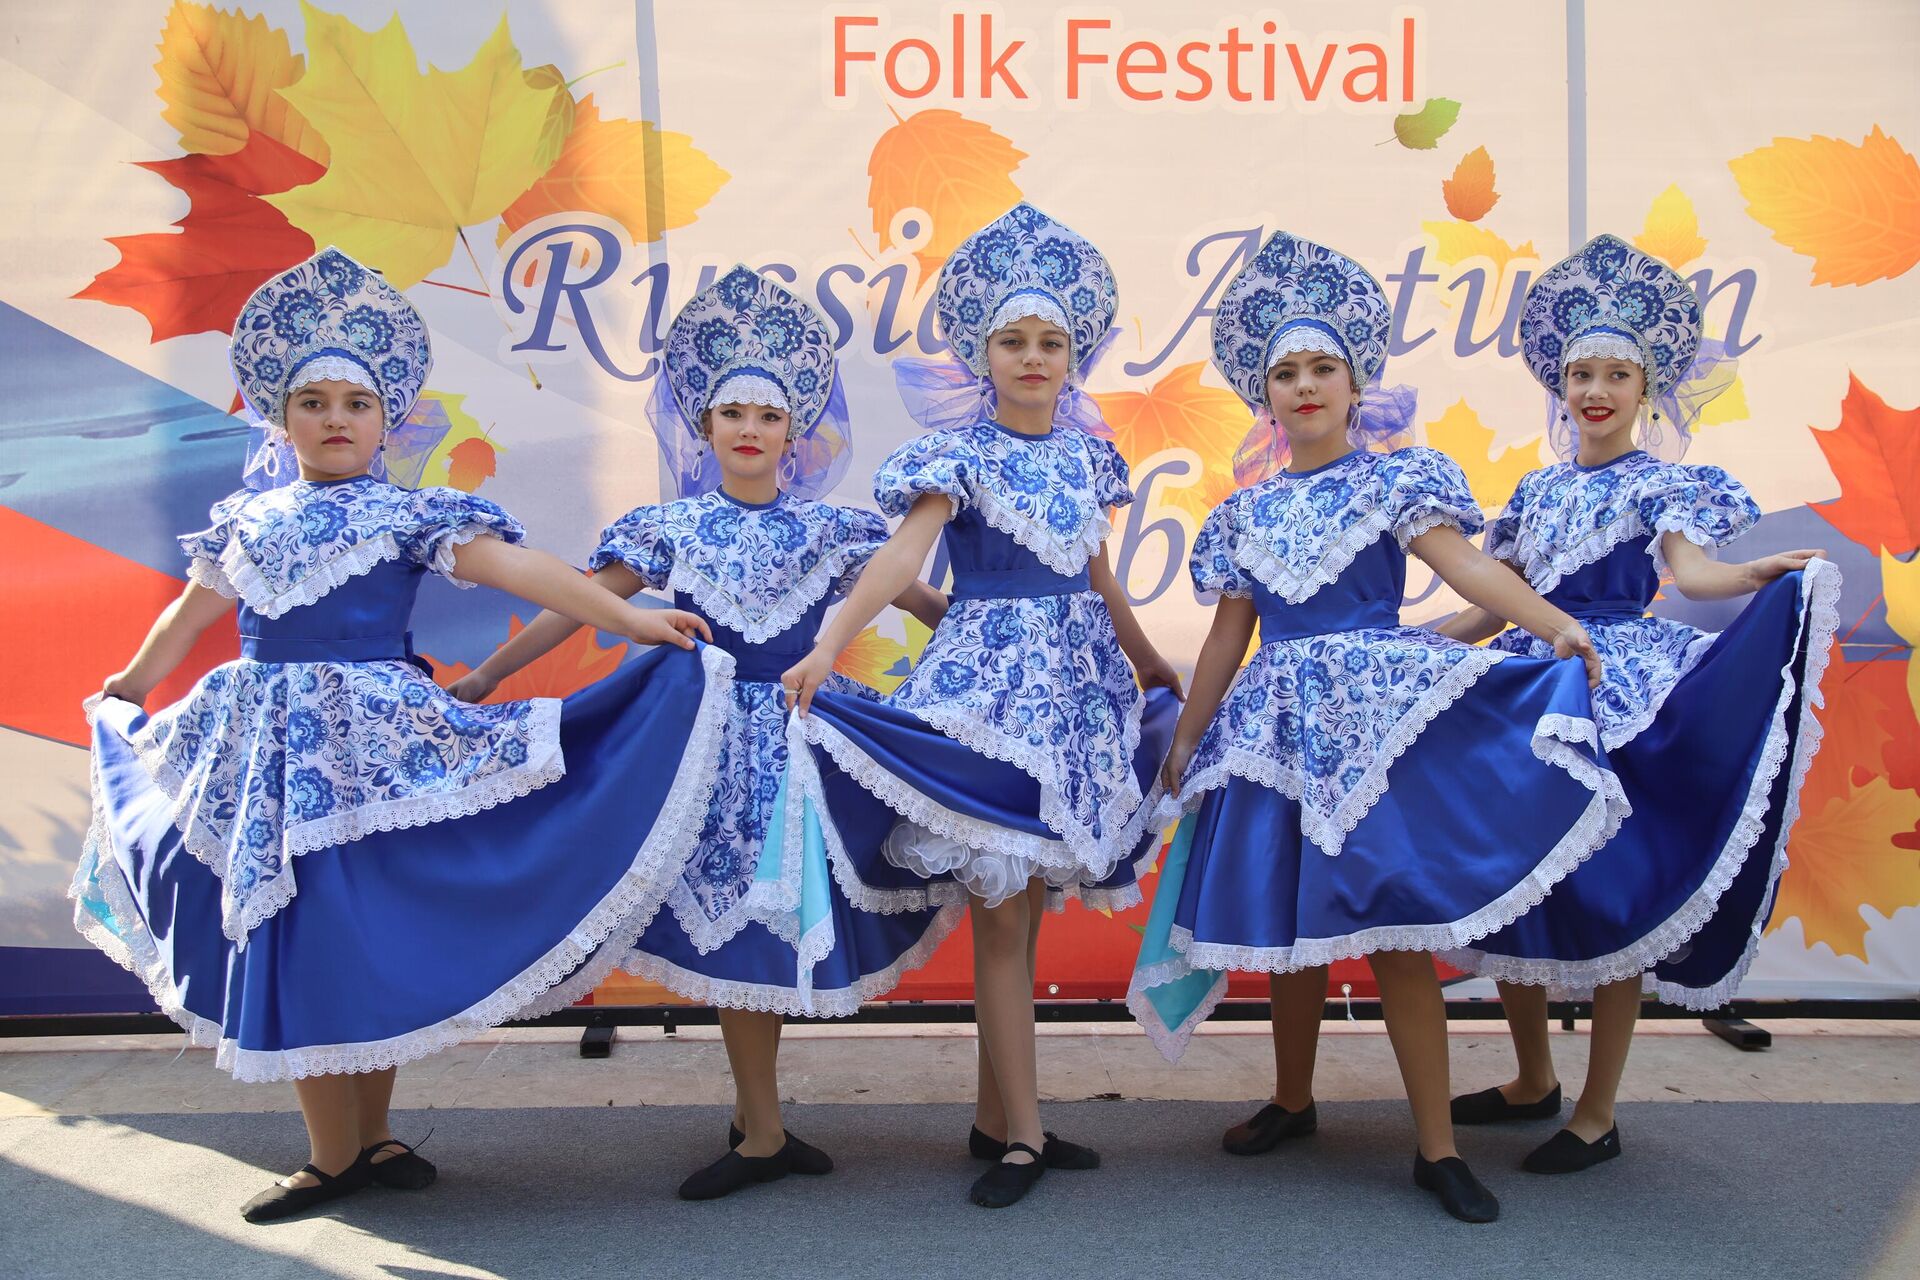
left=1702, top=1014, right=1771, bottom=1050
left=579, top=1020, right=617, bottom=1058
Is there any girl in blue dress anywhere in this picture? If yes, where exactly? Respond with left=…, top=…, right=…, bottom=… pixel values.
left=1127, top=232, right=1628, bottom=1223
left=448, top=267, right=953, bottom=1200
left=1437, top=234, right=1838, bottom=1174
left=779, top=203, right=1183, bottom=1208
left=71, top=248, right=730, bottom=1223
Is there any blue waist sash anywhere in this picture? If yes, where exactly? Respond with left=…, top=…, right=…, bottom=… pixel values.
left=240, top=632, right=419, bottom=664
left=727, top=643, right=810, bottom=683
left=950, top=566, right=1091, bottom=602
left=1258, top=599, right=1399, bottom=643
left=1562, top=600, right=1649, bottom=622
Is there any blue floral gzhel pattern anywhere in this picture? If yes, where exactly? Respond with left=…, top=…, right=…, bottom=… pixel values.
left=179, top=477, right=524, bottom=619
left=1210, top=231, right=1395, bottom=404
left=1191, top=448, right=1480, bottom=605
left=873, top=422, right=1132, bottom=576
left=1486, top=451, right=1760, bottom=748
left=662, top=266, right=838, bottom=435
left=230, top=247, right=431, bottom=430
left=590, top=493, right=886, bottom=644
left=120, top=481, right=559, bottom=946
left=591, top=493, right=885, bottom=951
left=934, top=203, right=1119, bottom=378
left=1176, top=447, right=1497, bottom=851
left=1521, top=234, right=1702, bottom=399
left=1485, top=452, right=1759, bottom=592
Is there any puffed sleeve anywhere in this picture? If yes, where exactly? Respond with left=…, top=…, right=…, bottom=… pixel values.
left=176, top=490, right=253, bottom=597
left=1635, top=463, right=1760, bottom=574
left=1084, top=435, right=1136, bottom=509
left=587, top=505, right=674, bottom=588
left=827, top=505, right=891, bottom=595
left=1482, top=468, right=1540, bottom=564
left=399, top=487, right=526, bottom=586
left=1386, top=447, right=1485, bottom=547
left=873, top=432, right=976, bottom=518
left=1189, top=494, right=1254, bottom=597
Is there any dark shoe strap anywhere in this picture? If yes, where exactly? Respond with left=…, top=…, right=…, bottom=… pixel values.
left=1004, top=1141, right=1042, bottom=1163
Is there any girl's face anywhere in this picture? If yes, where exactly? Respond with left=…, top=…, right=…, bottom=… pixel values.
left=985, top=314, right=1071, bottom=418
left=706, top=401, right=793, bottom=485
left=1265, top=350, right=1356, bottom=451
left=284, top=379, right=383, bottom=480
left=1564, top=357, right=1646, bottom=449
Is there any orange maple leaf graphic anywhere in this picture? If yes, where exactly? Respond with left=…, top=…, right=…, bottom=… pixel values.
left=1093, top=363, right=1248, bottom=525
left=1441, top=146, right=1498, bottom=222
left=1768, top=773, right=1920, bottom=961
left=74, top=131, right=321, bottom=341
left=1808, top=376, right=1920, bottom=555
left=869, top=108, right=1026, bottom=281
left=1808, top=653, right=1920, bottom=811
left=425, top=613, right=626, bottom=702
left=1728, top=125, right=1920, bottom=286
left=442, top=437, right=499, bottom=493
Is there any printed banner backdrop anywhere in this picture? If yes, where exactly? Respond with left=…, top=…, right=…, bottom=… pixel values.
left=3, top=1, right=1917, bottom=1016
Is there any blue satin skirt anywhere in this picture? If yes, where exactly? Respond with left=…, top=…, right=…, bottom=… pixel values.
left=1444, top=568, right=1837, bottom=1007
left=73, top=644, right=727, bottom=1081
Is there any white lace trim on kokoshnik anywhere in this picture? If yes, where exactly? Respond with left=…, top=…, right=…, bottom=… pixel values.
left=72, top=644, right=737, bottom=1081
left=1440, top=557, right=1842, bottom=1006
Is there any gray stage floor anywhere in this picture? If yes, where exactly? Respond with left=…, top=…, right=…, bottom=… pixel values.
left=3, top=1099, right=1916, bottom=1279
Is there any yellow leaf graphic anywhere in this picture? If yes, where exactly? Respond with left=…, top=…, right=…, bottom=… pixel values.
left=154, top=0, right=328, bottom=164
left=267, top=7, right=563, bottom=288
left=1419, top=221, right=1538, bottom=328
left=1633, top=183, right=1707, bottom=269
left=1729, top=126, right=1920, bottom=286
left=498, top=94, right=728, bottom=247
left=833, top=612, right=935, bottom=695
left=1092, top=363, right=1248, bottom=526
left=869, top=109, right=1026, bottom=280
left=1880, top=549, right=1920, bottom=724
left=1767, top=774, right=1920, bottom=960
left=1422, top=399, right=1539, bottom=512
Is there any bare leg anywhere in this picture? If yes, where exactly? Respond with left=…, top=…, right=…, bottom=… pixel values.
left=354, top=1068, right=400, bottom=1163
left=1568, top=979, right=1641, bottom=1141
left=283, top=1074, right=363, bottom=1188
left=719, top=1009, right=786, bottom=1157
left=1490, top=980, right=1561, bottom=1103
left=971, top=888, right=1043, bottom=1161
left=975, top=879, right=1048, bottom=1141
left=1369, top=950, right=1456, bottom=1162
left=1269, top=966, right=1327, bottom=1111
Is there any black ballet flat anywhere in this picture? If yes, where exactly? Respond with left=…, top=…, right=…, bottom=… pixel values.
left=679, top=1143, right=794, bottom=1201
left=1450, top=1083, right=1562, bottom=1125
left=968, top=1126, right=1100, bottom=1170
left=1412, top=1153, right=1501, bottom=1223
left=1221, top=1101, right=1318, bottom=1156
left=1523, top=1126, right=1621, bottom=1175
left=363, top=1138, right=437, bottom=1190
left=728, top=1123, right=833, bottom=1175
left=240, top=1154, right=374, bottom=1223
left=969, top=1142, right=1045, bottom=1208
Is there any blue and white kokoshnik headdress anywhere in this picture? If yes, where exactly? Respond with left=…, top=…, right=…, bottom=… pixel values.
left=894, top=201, right=1120, bottom=436
left=1521, top=233, right=1735, bottom=461
left=228, top=246, right=439, bottom=490
left=1209, top=231, right=1418, bottom=484
left=652, top=265, right=851, bottom=500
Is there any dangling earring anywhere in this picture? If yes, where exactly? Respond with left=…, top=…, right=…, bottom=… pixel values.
left=779, top=447, right=800, bottom=488
left=1346, top=392, right=1365, bottom=447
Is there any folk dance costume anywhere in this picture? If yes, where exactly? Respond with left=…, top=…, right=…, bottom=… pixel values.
left=571, top=268, right=960, bottom=1016
left=70, top=248, right=731, bottom=1082
left=1440, top=235, right=1841, bottom=1006
left=767, top=203, right=1179, bottom=971
left=1128, top=232, right=1630, bottom=1058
